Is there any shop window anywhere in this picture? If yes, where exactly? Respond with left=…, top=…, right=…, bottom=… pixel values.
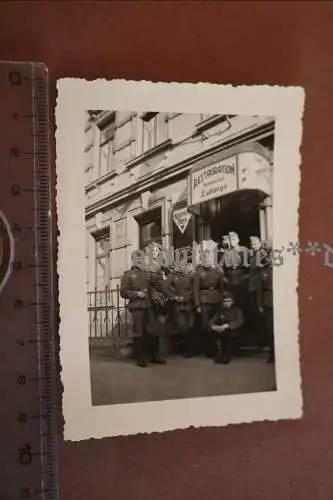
left=141, top=112, right=168, bottom=153
left=94, top=230, right=111, bottom=290
left=98, top=118, right=115, bottom=177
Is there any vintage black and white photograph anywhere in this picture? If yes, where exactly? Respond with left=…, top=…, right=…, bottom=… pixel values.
left=85, top=110, right=277, bottom=405
left=56, top=80, right=304, bottom=440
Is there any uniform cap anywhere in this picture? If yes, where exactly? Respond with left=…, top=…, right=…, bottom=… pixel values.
left=222, top=291, right=234, bottom=302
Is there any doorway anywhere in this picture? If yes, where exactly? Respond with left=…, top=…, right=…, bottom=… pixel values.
left=201, top=190, right=263, bottom=248
left=210, top=205, right=260, bottom=248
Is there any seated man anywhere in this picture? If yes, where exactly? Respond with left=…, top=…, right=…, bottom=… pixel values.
left=208, top=292, right=244, bottom=364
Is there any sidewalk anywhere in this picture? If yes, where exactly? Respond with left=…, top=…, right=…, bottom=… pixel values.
left=90, top=350, right=276, bottom=406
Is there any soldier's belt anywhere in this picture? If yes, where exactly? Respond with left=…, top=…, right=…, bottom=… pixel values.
left=201, top=287, right=218, bottom=291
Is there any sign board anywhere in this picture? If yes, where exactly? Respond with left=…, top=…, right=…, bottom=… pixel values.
left=189, top=156, right=238, bottom=206
left=173, top=207, right=191, bottom=234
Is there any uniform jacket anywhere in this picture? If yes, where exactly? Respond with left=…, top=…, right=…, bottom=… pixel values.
left=193, top=265, right=225, bottom=307
left=222, top=246, right=249, bottom=287
left=209, top=304, right=244, bottom=331
left=257, top=268, right=273, bottom=309
left=145, top=261, right=174, bottom=309
left=168, top=271, right=195, bottom=311
left=120, top=266, right=151, bottom=310
left=248, top=248, right=269, bottom=292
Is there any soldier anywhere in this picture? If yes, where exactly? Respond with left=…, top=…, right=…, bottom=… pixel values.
left=223, top=231, right=250, bottom=325
left=221, top=234, right=231, bottom=253
left=209, top=291, right=244, bottom=364
left=248, top=236, right=268, bottom=290
left=168, top=263, right=196, bottom=357
left=248, top=236, right=269, bottom=343
left=120, top=250, right=152, bottom=368
left=145, top=242, right=175, bottom=363
left=193, top=246, right=226, bottom=357
left=217, top=234, right=231, bottom=274
left=257, top=264, right=274, bottom=363
left=162, top=264, right=177, bottom=348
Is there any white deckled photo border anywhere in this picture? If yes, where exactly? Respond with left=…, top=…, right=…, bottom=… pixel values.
left=56, top=79, right=305, bottom=441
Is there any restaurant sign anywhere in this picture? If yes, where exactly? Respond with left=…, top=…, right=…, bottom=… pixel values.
left=189, top=157, right=238, bottom=206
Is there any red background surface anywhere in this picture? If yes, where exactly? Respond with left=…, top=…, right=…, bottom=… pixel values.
left=1, top=2, right=333, bottom=499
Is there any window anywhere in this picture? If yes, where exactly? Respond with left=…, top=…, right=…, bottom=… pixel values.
left=141, top=113, right=168, bottom=153
left=137, top=208, right=162, bottom=250
left=98, top=119, right=115, bottom=177
left=95, top=231, right=111, bottom=290
left=141, top=220, right=162, bottom=246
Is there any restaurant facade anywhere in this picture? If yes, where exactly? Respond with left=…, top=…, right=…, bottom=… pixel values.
left=84, top=111, right=275, bottom=297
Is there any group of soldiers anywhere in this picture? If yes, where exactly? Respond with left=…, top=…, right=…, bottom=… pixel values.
left=120, top=231, right=274, bottom=368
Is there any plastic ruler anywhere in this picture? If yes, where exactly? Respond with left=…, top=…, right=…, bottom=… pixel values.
left=0, top=61, right=58, bottom=500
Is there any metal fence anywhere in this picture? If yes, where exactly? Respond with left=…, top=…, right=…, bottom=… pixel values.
left=87, top=286, right=133, bottom=345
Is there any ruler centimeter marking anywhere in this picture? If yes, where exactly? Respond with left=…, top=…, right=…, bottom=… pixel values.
left=0, top=62, right=58, bottom=500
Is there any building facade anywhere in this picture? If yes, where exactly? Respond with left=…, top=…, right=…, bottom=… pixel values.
left=84, top=111, right=274, bottom=297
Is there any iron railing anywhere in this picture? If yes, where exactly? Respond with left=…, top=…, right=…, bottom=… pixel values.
left=87, top=286, right=133, bottom=345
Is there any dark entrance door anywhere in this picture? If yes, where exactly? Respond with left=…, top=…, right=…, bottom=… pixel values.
left=210, top=205, right=260, bottom=248
left=200, top=189, right=265, bottom=248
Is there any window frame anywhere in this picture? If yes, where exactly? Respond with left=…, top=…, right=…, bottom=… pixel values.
left=141, top=112, right=168, bottom=154
left=135, top=207, right=162, bottom=250
left=94, top=229, right=111, bottom=290
left=98, top=117, right=116, bottom=177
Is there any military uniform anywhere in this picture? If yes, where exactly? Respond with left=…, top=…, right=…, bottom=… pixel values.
left=257, top=266, right=274, bottom=362
left=168, top=268, right=196, bottom=356
left=248, top=246, right=269, bottom=343
left=145, top=261, right=175, bottom=362
left=193, top=265, right=226, bottom=357
left=248, top=247, right=268, bottom=292
left=162, top=266, right=177, bottom=342
left=120, top=265, right=152, bottom=367
left=222, top=246, right=250, bottom=325
left=209, top=297, right=244, bottom=363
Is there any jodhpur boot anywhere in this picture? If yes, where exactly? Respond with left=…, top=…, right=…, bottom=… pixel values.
left=221, top=334, right=232, bottom=364
left=214, top=341, right=223, bottom=364
left=214, top=352, right=223, bottom=364
left=135, top=337, right=148, bottom=368
left=221, top=352, right=231, bottom=364
left=149, top=337, right=166, bottom=365
left=183, top=331, right=195, bottom=358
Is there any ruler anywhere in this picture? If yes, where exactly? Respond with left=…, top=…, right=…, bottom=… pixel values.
left=0, top=62, right=58, bottom=499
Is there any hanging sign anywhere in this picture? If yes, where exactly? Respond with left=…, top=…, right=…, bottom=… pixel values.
left=173, top=207, right=191, bottom=234
left=189, top=156, right=238, bottom=206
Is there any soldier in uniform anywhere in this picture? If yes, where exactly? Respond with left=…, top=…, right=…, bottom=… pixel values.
left=168, top=263, right=196, bottom=357
left=209, top=291, right=244, bottom=364
left=248, top=236, right=269, bottom=343
left=144, top=242, right=175, bottom=363
left=162, top=264, right=177, bottom=349
left=120, top=250, right=152, bottom=368
left=223, top=231, right=250, bottom=327
left=217, top=234, right=231, bottom=274
left=193, top=246, right=226, bottom=357
left=257, top=264, right=274, bottom=363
